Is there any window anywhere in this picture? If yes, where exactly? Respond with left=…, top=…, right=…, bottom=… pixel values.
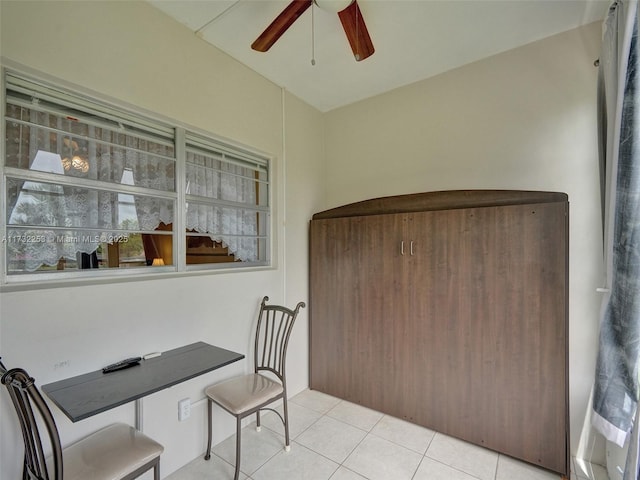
left=185, top=134, right=269, bottom=267
left=1, top=71, right=271, bottom=285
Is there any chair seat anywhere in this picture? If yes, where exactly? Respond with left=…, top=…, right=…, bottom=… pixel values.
left=205, top=373, right=283, bottom=415
left=55, top=423, right=163, bottom=480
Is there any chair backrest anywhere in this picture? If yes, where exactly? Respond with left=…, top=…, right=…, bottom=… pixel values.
left=1, top=363, right=63, bottom=480
left=254, top=296, right=305, bottom=384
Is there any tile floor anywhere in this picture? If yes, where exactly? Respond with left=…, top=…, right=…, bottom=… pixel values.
left=166, top=389, right=609, bottom=480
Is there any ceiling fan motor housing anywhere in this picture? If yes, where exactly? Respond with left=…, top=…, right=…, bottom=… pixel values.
left=314, top=0, right=353, bottom=13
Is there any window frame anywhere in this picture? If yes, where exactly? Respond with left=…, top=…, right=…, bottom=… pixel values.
left=1, top=68, right=273, bottom=289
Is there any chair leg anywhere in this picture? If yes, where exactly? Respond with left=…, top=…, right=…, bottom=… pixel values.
left=154, top=461, right=160, bottom=480
left=234, top=416, right=242, bottom=480
left=283, top=396, right=291, bottom=451
left=256, top=409, right=261, bottom=431
left=204, top=399, right=212, bottom=461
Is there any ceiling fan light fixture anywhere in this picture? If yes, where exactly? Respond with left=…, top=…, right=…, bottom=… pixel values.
left=314, top=0, right=353, bottom=13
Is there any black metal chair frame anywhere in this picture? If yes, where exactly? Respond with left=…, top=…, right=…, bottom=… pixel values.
left=0, top=358, right=161, bottom=480
left=204, top=296, right=305, bottom=480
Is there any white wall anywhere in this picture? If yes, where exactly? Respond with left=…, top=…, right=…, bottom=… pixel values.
left=0, top=1, right=324, bottom=478
left=323, top=22, right=604, bottom=461
left=281, top=92, right=326, bottom=394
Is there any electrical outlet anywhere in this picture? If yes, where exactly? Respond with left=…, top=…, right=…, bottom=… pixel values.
left=178, top=398, right=191, bottom=421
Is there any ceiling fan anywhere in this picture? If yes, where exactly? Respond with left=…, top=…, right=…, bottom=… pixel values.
left=251, top=0, right=374, bottom=62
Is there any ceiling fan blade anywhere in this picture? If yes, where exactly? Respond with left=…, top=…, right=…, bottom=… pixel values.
left=338, top=0, right=374, bottom=61
left=252, top=0, right=313, bottom=52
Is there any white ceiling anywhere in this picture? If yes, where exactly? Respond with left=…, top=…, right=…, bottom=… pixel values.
left=150, top=0, right=610, bottom=112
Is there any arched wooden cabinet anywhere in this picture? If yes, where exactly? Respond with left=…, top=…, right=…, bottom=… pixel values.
left=309, top=190, right=569, bottom=476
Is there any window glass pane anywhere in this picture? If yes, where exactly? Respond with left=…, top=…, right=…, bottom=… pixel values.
left=6, top=178, right=174, bottom=230
left=184, top=146, right=268, bottom=264
left=5, top=103, right=176, bottom=191
left=185, top=203, right=267, bottom=263
left=5, top=229, right=172, bottom=274
left=185, top=233, right=267, bottom=266
left=5, top=177, right=174, bottom=274
left=185, top=234, right=238, bottom=264
left=186, top=151, right=266, bottom=206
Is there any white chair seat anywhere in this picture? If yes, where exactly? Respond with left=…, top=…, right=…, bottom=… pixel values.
left=54, top=423, right=164, bottom=480
left=205, top=373, right=283, bottom=415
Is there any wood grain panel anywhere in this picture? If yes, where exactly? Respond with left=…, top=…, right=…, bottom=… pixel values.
left=312, top=190, right=568, bottom=219
left=309, top=191, right=568, bottom=475
left=310, top=214, right=404, bottom=410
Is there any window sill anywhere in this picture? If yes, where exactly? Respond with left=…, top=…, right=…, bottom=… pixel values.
left=0, top=263, right=274, bottom=292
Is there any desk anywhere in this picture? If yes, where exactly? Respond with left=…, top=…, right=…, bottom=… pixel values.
left=42, top=342, right=244, bottom=429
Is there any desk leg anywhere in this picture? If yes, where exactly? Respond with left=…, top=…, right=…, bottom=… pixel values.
left=135, top=398, right=143, bottom=430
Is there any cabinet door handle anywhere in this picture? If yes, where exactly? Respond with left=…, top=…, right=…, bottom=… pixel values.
left=410, top=241, right=414, bottom=256
left=401, top=241, right=405, bottom=256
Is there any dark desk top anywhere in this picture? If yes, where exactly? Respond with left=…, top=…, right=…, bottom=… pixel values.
left=42, top=342, right=244, bottom=422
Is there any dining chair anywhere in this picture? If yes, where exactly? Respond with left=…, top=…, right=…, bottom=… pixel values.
left=203, top=296, right=306, bottom=480
left=0, top=358, right=164, bottom=480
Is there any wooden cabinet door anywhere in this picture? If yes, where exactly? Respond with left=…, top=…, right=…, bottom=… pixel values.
left=309, top=213, right=404, bottom=410
left=395, top=204, right=568, bottom=474
left=382, top=210, right=450, bottom=423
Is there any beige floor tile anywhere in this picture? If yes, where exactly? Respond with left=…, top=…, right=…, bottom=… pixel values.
left=426, top=433, right=498, bottom=480
left=168, top=392, right=606, bottom=480
left=414, top=457, right=481, bottom=480
left=326, top=400, right=384, bottom=432
left=328, top=466, right=368, bottom=479
left=251, top=443, right=339, bottom=480
left=166, top=455, right=249, bottom=480
left=211, top=422, right=284, bottom=476
left=496, top=455, right=562, bottom=480
left=343, top=434, right=423, bottom=480
left=370, top=414, right=436, bottom=454
left=296, top=415, right=367, bottom=463
left=292, top=389, right=342, bottom=414
left=258, top=400, right=323, bottom=439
